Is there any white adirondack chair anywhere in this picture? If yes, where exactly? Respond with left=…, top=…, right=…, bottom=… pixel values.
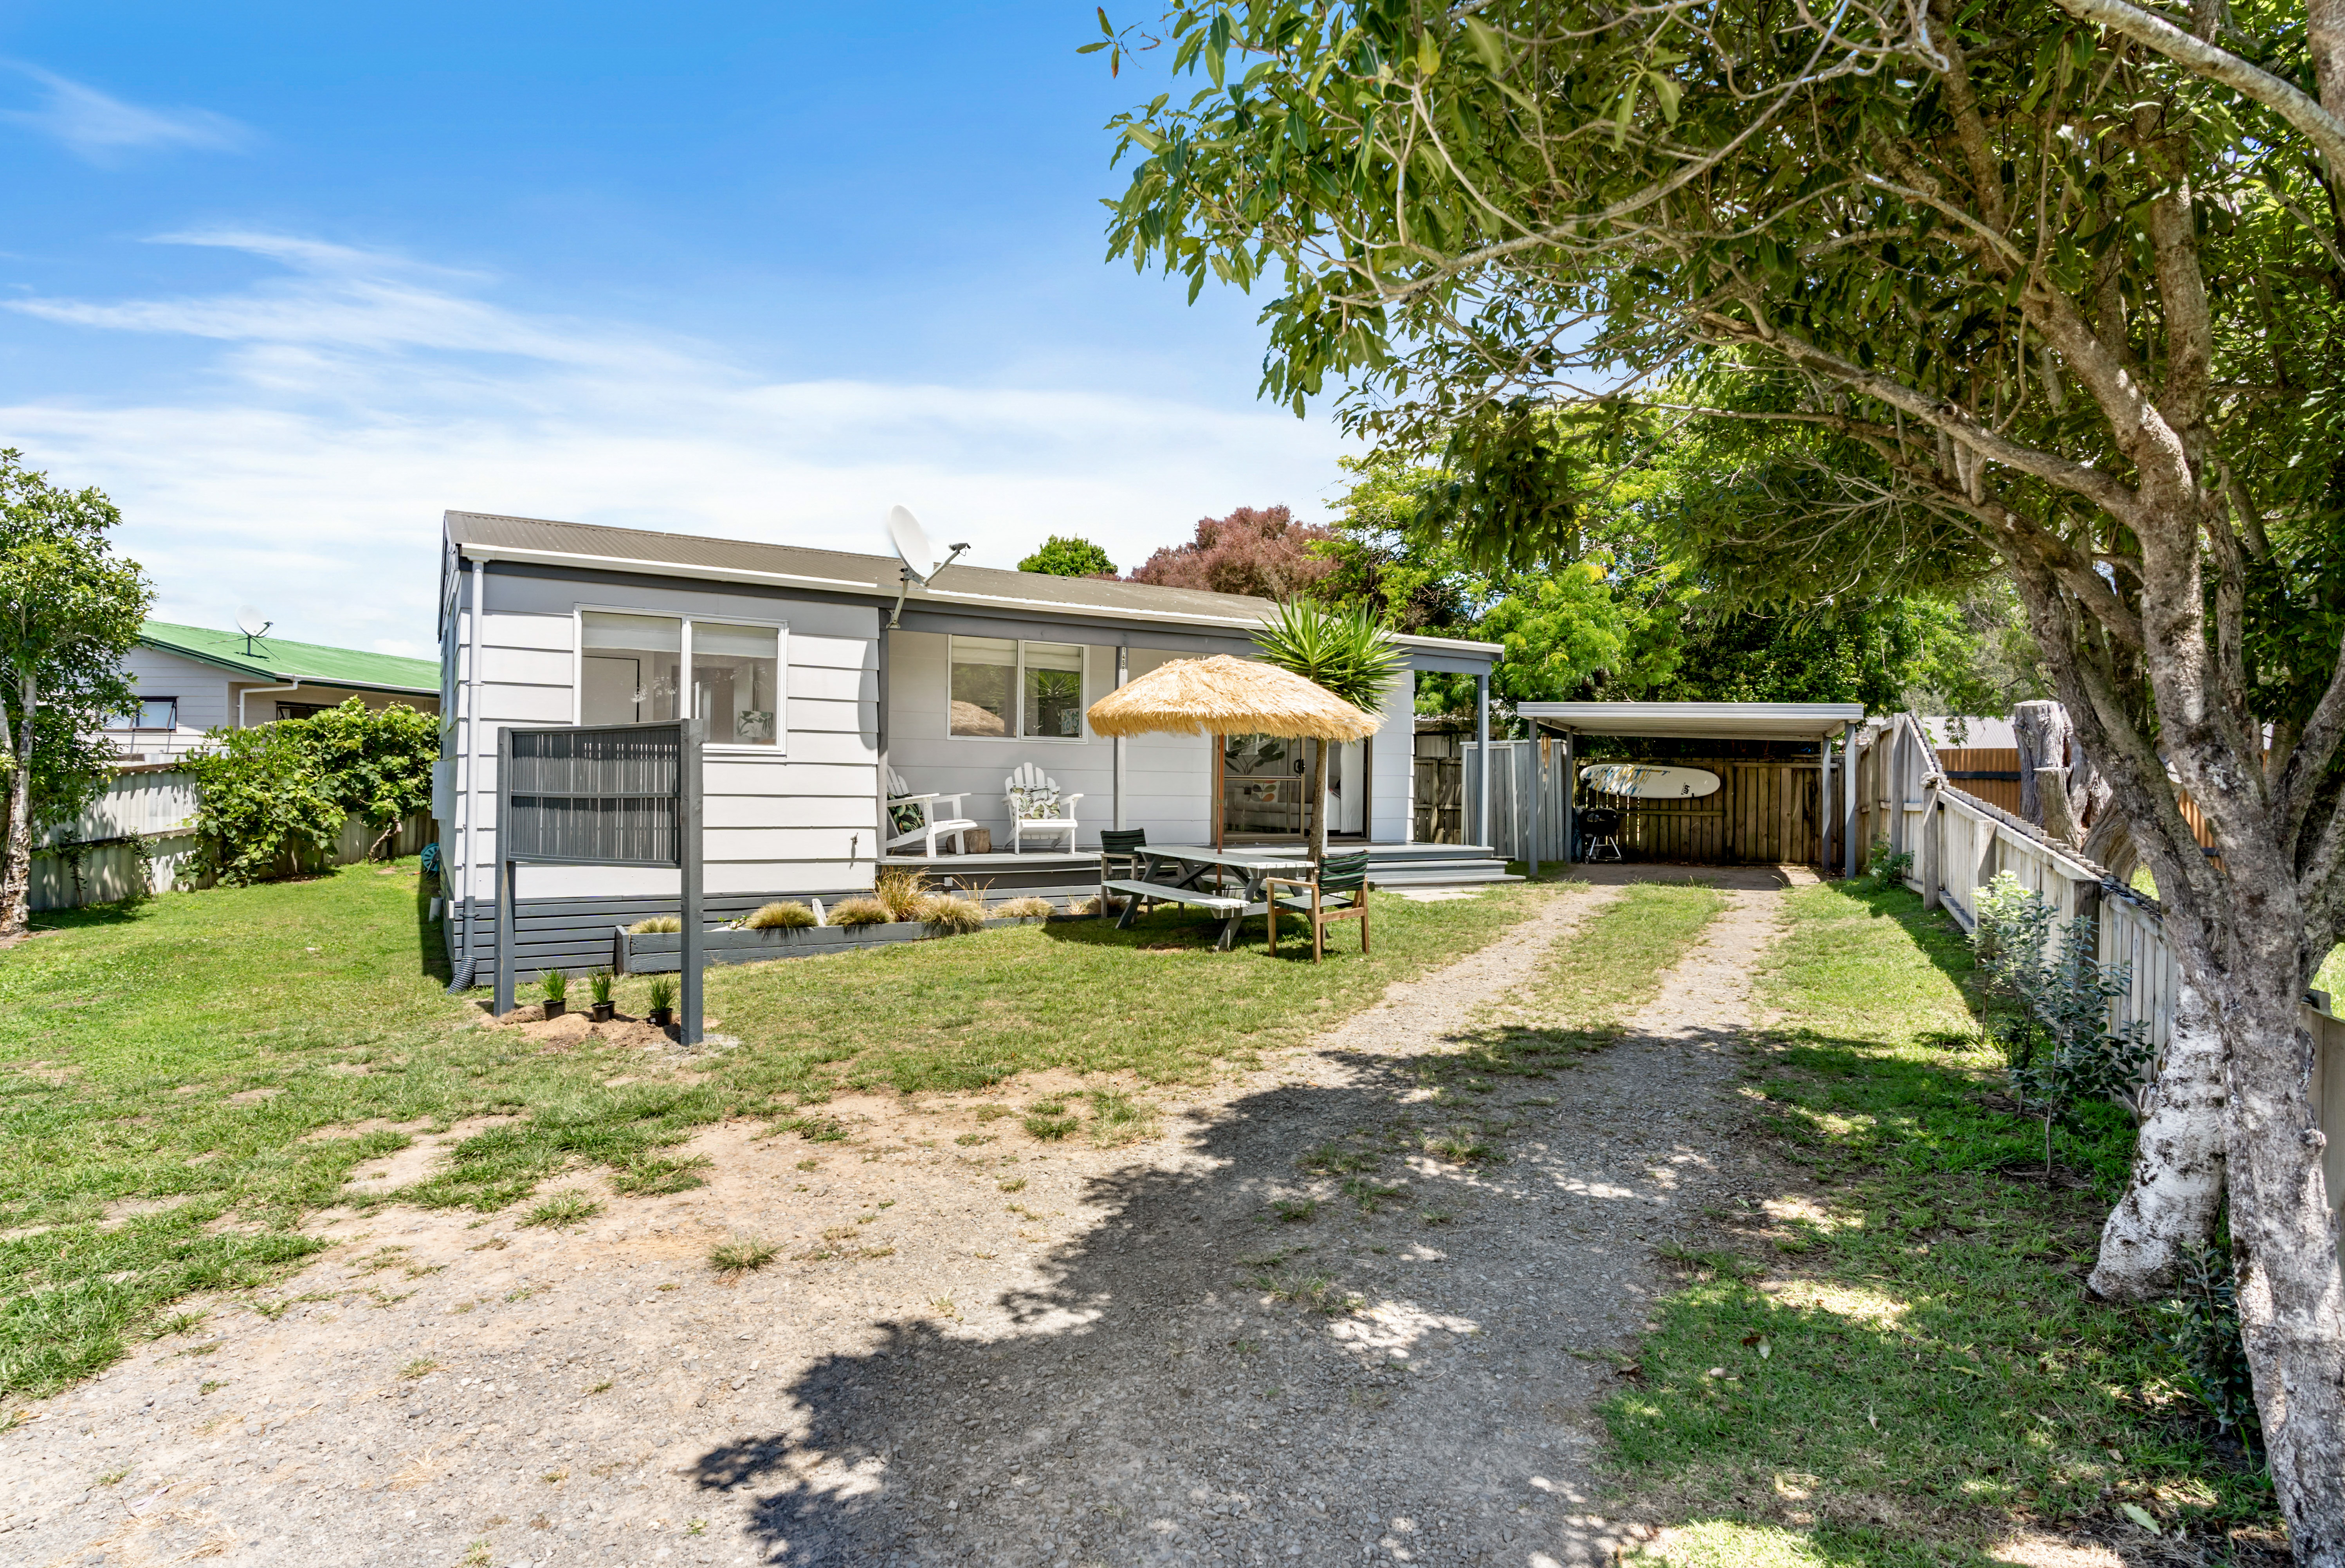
left=886, top=768, right=978, bottom=856
left=1004, top=763, right=1084, bottom=853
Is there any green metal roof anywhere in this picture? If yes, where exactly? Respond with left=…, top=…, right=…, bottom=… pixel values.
left=139, top=620, right=440, bottom=695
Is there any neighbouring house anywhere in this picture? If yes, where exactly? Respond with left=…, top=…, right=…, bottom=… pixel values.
left=434, top=511, right=1509, bottom=980
left=32, top=622, right=441, bottom=912
left=107, top=620, right=442, bottom=765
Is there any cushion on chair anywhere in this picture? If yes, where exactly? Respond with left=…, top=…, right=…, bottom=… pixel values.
left=1008, top=785, right=1063, bottom=820
left=888, top=800, right=928, bottom=834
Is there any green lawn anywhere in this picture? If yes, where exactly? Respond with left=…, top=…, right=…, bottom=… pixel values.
left=0, top=860, right=1553, bottom=1401
left=1607, top=883, right=2277, bottom=1564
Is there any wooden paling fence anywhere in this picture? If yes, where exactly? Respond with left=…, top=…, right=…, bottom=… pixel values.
left=1857, top=712, right=2345, bottom=1229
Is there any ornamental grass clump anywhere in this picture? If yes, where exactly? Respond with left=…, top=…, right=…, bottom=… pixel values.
left=826, top=896, right=890, bottom=927
left=873, top=867, right=928, bottom=923
left=629, top=915, right=681, bottom=934
left=919, top=894, right=988, bottom=934
left=995, top=896, right=1056, bottom=919
left=744, top=900, right=816, bottom=930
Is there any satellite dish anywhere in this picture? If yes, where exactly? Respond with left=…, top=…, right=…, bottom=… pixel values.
left=235, top=605, right=270, bottom=638
left=883, top=506, right=971, bottom=629
left=886, top=505, right=939, bottom=583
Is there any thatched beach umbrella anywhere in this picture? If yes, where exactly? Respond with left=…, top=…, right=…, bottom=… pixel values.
left=1087, top=655, right=1383, bottom=849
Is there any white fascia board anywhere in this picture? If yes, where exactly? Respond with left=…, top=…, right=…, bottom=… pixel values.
left=1391, top=632, right=1505, bottom=656
left=458, top=544, right=882, bottom=594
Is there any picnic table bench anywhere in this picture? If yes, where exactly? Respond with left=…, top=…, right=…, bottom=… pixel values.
left=1100, top=843, right=1316, bottom=950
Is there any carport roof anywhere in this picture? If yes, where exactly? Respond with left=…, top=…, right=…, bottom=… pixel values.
left=1515, top=701, right=1865, bottom=741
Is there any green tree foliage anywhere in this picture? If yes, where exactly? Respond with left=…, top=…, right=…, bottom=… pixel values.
left=1017, top=535, right=1118, bottom=577
left=0, top=451, right=150, bottom=935
left=183, top=700, right=438, bottom=885
left=1251, top=599, right=1406, bottom=858
left=1320, top=436, right=2024, bottom=717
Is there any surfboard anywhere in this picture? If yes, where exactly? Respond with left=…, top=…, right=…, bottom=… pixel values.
left=1579, top=763, right=1722, bottom=800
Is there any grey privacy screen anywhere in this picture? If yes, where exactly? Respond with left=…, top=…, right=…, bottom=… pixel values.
left=503, top=722, right=684, bottom=867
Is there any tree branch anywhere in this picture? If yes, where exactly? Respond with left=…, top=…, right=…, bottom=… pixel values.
left=2052, top=0, right=2345, bottom=172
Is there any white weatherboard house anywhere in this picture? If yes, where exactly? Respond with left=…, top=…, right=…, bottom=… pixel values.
left=433, top=512, right=1507, bottom=979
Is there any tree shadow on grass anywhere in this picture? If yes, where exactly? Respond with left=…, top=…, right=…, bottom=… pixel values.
left=678, top=1036, right=1656, bottom=1566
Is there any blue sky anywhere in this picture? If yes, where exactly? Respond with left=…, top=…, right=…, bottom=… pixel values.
left=0, top=3, right=1349, bottom=655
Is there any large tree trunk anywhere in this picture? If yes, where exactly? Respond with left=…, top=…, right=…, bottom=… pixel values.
left=2013, top=700, right=2071, bottom=827
left=2087, top=975, right=2228, bottom=1299
left=0, top=672, right=34, bottom=940
left=2217, top=941, right=2345, bottom=1560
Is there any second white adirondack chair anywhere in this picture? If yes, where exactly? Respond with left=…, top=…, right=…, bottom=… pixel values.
left=1004, top=762, right=1083, bottom=853
left=886, top=768, right=978, bottom=856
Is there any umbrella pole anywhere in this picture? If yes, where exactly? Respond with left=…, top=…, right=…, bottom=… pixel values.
left=1213, top=731, right=1224, bottom=853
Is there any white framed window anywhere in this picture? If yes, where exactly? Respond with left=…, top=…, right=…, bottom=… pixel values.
left=948, top=636, right=1087, bottom=741
left=577, top=609, right=786, bottom=751
left=130, top=697, right=178, bottom=730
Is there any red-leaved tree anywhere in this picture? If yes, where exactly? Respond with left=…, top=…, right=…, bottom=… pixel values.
left=1128, top=505, right=1335, bottom=600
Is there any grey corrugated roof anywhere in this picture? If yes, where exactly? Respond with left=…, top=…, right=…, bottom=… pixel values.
left=444, top=510, right=1501, bottom=654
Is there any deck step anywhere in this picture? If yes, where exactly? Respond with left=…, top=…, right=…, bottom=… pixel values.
left=1368, top=867, right=1521, bottom=889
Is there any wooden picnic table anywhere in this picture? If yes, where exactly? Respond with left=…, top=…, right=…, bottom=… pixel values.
left=1103, top=843, right=1317, bottom=951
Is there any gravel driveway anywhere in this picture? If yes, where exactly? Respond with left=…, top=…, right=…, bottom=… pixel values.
left=2, top=867, right=1797, bottom=1568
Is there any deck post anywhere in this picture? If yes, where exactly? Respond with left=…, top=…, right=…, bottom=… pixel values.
left=1474, top=673, right=1491, bottom=853
left=1114, top=643, right=1128, bottom=831
left=680, top=719, right=705, bottom=1048
left=1527, top=724, right=1541, bottom=878
left=873, top=624, right=890, bottom=874
left=1561, top=730, right=1575, bottom=864
left=1842, top=729, right=1860, bottom=878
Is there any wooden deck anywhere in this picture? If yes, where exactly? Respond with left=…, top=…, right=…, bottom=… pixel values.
left=879, top=840, right=1518, bottom=905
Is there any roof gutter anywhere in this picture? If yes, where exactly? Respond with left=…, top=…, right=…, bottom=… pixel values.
left=238, top=681, right=300, bottom=728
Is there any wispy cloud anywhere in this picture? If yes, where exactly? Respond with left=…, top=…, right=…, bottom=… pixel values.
left=0, top=64, right=248, bottom=162
left=0, top=232, right=1349, bottom=651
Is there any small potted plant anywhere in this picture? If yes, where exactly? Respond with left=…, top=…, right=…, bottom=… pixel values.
left=587, top=968, right=616, bottom=1023
left=537, top=968, right=569, bottom=1019
left=646, top=975, right=677, bottom=1029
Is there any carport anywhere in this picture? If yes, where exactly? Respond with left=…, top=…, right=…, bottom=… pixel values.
left=1512, top=702, right=1866, bottom=876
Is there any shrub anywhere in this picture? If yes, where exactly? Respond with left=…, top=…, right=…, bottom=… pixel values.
left=873, top=866, right=929, bottom=922
left=1860, top=837, right=1915, bottom=891
left=628, top=915, right=681, bottom=934
left=180, top=723, right=343, bottom=885
left=180, top=699, right=436, bottom=883
left=1973, top=871, right=2156, bottom=1172
left=919, top=894, right=988, bottom=934
left=744, top=900, right=816, bottom=930
left=2162, top=1240, right=2260, bottom=1451
left=995, top=896, right=1056, bottom=919
left=826, top=896, right=891, bottom=926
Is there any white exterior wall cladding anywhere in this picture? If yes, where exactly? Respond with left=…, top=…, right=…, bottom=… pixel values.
left=443, top=568, right=883, bottom=907
left=438, top=549, right=1451, bottom=979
